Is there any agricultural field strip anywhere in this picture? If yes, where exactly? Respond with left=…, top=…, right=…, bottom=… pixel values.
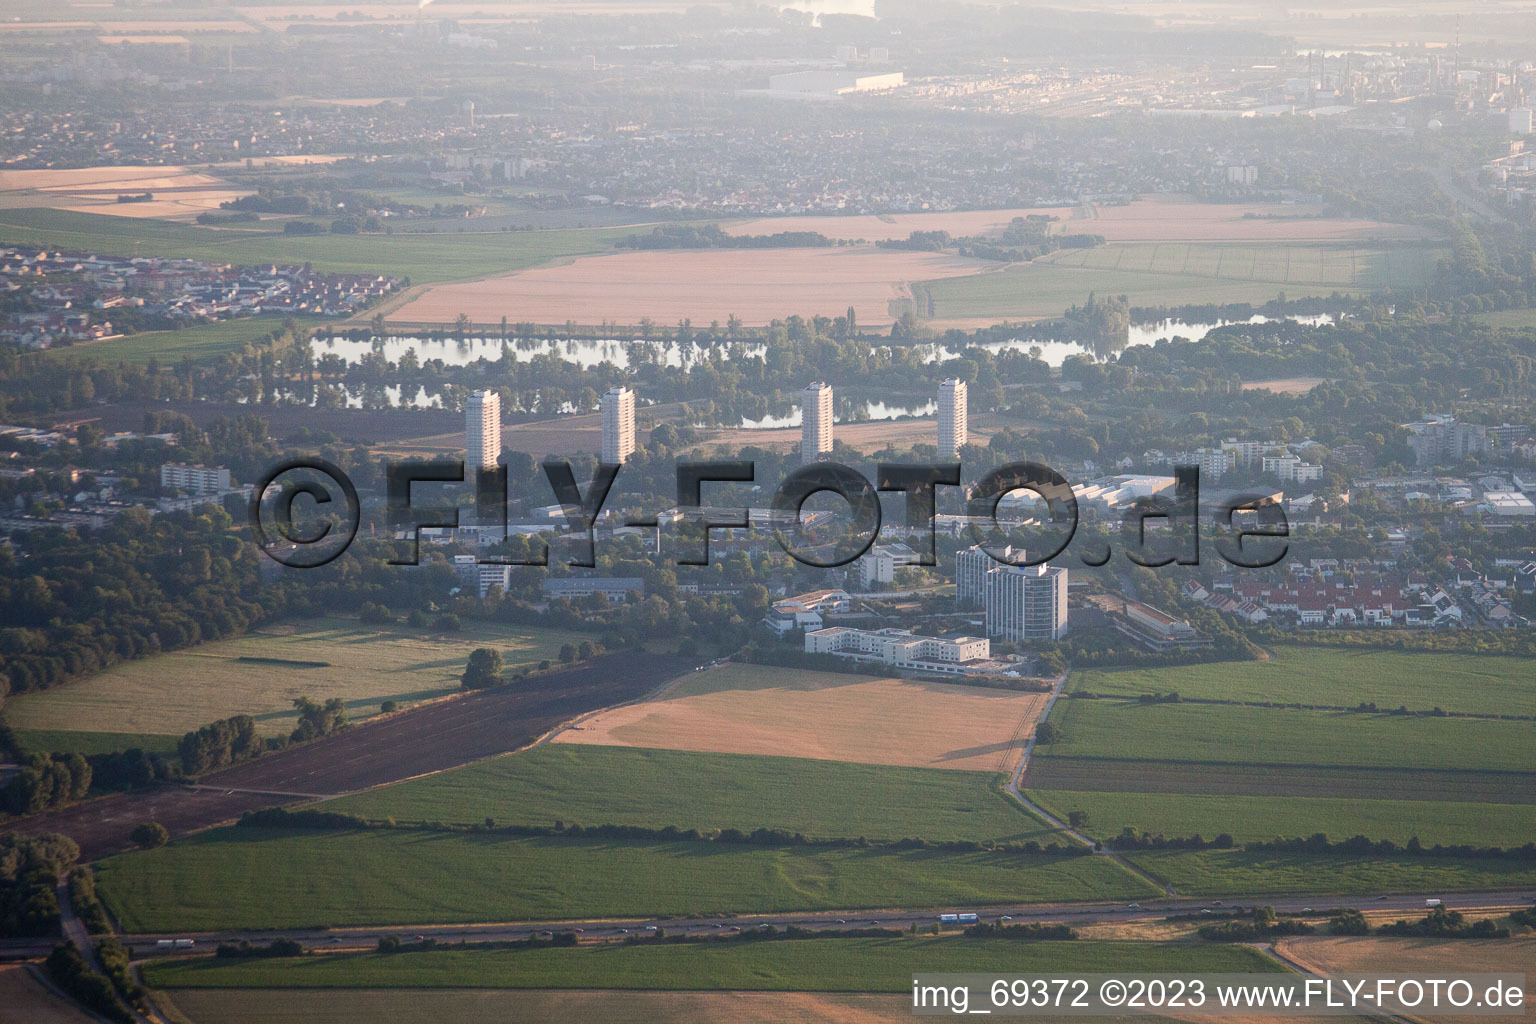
left=95, top=827, right=1155, bottom=932
left=1025, top=788, right=1536, bottom=847
left=140, top=938, right=1279, bottom=992
left=1066, top=647, right=1536, bottom=718
left=326, top=744, right=1058, bottom=843
left=1023, top=757, right=1536, bottom=803
left=1120, top=849, right=1536, bottom=898
left=1037, top=698, right=1536, bottom=774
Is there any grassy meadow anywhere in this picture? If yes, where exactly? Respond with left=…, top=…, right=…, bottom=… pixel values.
left=37, top=315, right=311, bottom=367
left=1040, top=698, right=1535, bottom=774
left=1068, top=646, right=1536, bottom=717
left=922, top=242, right=1440, bottom=321
left=1, top=616, right=589, bottom=740
left=142, top=938, right=1278, bottom=992
left=96, top=827, right=1155, bottom=932
left=0, top=208, right=634, bottom=285
left=1124, top=848, right=1536, bottom=897
left=1026, top=789, right=1536, bottom=847
left=327, top=744, right=1056, bottom=843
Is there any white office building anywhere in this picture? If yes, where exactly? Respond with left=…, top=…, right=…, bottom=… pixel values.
left=802, top=381, right=834, bottom=463
left=466, top=389, right=501, bottom=477
left=601, top=386, right=636, bottom=465
left=937, top=378, right=968, bottom=457
left=984, top=563, right=1069, bottom=642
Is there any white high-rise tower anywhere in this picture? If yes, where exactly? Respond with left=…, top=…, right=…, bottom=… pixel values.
left=466, top=389, right=501, bottom=477
left=601, top=385, right=636, bottom=464
left=938, top=378, right=968, bottom=457
left=801, top=381, right=833, bottom=463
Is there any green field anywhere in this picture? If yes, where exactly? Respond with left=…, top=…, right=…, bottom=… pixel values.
left=2, top=617, right=590, bottom=739
left=97, top=827, right=1155, bottom=931
left=327, top=745, right=1056, bottom=843
left=10, top=729, right=179, bottom=757
left=922, top=242, right=1440, bottom=321
left=1474, top=308, right=1536, bottom=330
left=37, top=316, right=311, bottom=367
left=1041, top=698, right=1535, bottom=774
left=1069, top=646, right=1536, bottom=717
left=1124, top=849, right=1536, bottom=897
left=0, top=209, right=633, bottom=284
left=143, top=938, right=1278, bottom=992
left=1027, top=789, right=1536, bottom=847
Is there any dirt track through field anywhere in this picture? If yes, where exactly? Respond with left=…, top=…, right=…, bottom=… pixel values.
left=10, top=654, right=692, bottom=861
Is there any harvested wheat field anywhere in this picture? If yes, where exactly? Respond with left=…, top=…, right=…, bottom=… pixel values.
left=1075, top=196, right=1428, bottom=243
left=554, top=664, right=1048, bottom=773
left=0, top=165, right=251, bottom=221
left=725, top=208, right=1079, bottom=242
left=1277, top=935, right=1533, bottom=1020
left=385, top=247, right=992, bottom=329
left=163, top=989, right=911, bottom=1024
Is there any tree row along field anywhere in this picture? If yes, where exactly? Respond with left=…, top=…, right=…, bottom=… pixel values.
left=327, top=745, right=1056, bottom=844
left=95, top=828, right=1154, bottom=932
left=141, top=938, right=1280, bottom=992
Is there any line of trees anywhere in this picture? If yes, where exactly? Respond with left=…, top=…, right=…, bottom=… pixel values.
left=178, top=714, right=263, bottom=775
left=0, top=832, right=77, bottom=938
left=1105, top=828, right=1536, bottom=861
left=237, top=806, right=1092, bottom=857
left=44, top=942, right=134, bottom=1024
left=0, top=753, right=91, bottom=816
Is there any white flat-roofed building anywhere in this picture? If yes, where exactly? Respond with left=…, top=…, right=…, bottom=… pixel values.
left=766, top=588, right=852, bottom=634
left=601, top=385, right=636, bottom=465
left=937, top=378, right=967, bottom=457
left=161, top=463, right=230, bottom=494
left=858, top=542, right=919, bottom=588
left=801, top=381, right=833, bottom=463
left=984, top=563, right=1069, bottom=642
left=1484, top=491, right=1536, bottom=517
left=466, top=389, right=501, bottom=477
left=805, top=626, right=988, bottom=675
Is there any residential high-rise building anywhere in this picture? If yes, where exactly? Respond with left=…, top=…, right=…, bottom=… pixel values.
left=938, top=378, right=968, bottom=457
left=983, top=563, right=1069, bottom=642
left=801, top=381, right=834, bottom=463
left=956, top=543, right=1021, bottom=605
left=161, top=463, right=232, bottom=495
left=466, top=389, right=501, bottom=477
left=601, top=385, right=636, bottom=464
